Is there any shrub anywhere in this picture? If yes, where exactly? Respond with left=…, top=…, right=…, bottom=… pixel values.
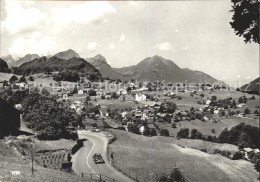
left=177, top=128, right=189, bottom=139
left=232, top=152, right=243, bottom=160
left=172, top=123, right=177, bottom=128
left=160, top=129, right=170, bottom=137
left=244, top=108, right=250, bottom=115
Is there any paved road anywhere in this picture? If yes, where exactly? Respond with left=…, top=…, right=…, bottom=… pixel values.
left=72, top=130, right=134, bottom=182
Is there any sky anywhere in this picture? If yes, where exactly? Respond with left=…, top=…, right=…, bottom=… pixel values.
left=0, top=0, right=259, bottom=85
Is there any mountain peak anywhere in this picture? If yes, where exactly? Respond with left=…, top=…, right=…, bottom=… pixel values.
left=54, top=49, right=79, bottom=60
left=93, top=54, right=107, bottom=63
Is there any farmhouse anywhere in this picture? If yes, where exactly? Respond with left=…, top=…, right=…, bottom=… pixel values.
left=0, top=99, right=20, bottom=139
left=135, top=93, right=147, bottom=102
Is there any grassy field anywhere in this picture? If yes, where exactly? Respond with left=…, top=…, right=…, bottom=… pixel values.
left=156, top=116, right=259, bottom=137
left=110, top=130, right=258, bottom=182
left=0, top=140, right=90, bottom=182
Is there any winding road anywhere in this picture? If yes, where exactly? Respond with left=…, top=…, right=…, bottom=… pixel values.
left=72, top=130, right=133, bottom=182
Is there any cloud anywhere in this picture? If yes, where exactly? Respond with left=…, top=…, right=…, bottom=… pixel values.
left=109, top=43, right=115, bottom=49
left=51, top=2, right=116, bottom=25
left=2, top=1, right=46, bottom=34
left=120, top=34, right=126, bottom=42
left=129, top=1, right=139, bottom=6
left=87, top=42, right=98, bottom=51
left=8, top=34, right=56, bottom=57
left=153, top=42, right=173, bottom=51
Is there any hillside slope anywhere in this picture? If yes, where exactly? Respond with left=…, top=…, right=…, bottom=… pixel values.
left=240, top=77, right=260, bottom=95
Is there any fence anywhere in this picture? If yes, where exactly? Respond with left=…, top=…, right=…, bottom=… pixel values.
left=82, top=173, right=118, bottom=182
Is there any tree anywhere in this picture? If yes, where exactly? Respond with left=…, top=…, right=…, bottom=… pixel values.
left=254, top=160, right=260, bottom=179
left=22, top=92, right=81, bottom=140
left=127, top=123, right=140, bottom=134
left=29, top=76, right=34, bottom=81
left=244, top=108, right=250, bottom=114
left=19, top=76, right=26, bottom=83
left=159, top=168, right=186, bottom=182
left=177, top=128, right=189, bottom=139
left=89, top=89, right=97, bottom=96
left=232, top=151, right=243, bottom=160
left=230, top=0, right=259, bottom=43
left=191, top=129, right=198, bottom=139
left=160, top=129, right=170, bottom=136
left=9, top=75, right=18, bottom=84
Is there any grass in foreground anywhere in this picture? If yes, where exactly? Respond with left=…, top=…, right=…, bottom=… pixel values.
left=0, top=140, right=91, bottom=182
left=110, top=129, right=258, bottom=182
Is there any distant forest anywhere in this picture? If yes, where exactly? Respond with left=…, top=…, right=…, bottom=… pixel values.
left=12, top=56, right=102, bottom=81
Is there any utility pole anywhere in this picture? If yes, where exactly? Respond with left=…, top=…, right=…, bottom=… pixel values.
left=30, top=142, right=34, bottom=176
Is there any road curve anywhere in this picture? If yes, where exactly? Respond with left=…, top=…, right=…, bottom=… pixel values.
left=72, top=130, right=134, bottom=182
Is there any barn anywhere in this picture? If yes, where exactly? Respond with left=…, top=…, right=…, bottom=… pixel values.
left=0, top=98, right=20, bottom=139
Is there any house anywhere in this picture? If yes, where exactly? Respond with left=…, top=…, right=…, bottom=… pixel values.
left=63, top=93, right=68, bottom=100
left=96, top=89, right=103, bottom=96
left=213, top=109, right=219, bottom=114
left=14, top=104, right=22, bottom=111
left=141, top=113, right=149, bottom=121
left=78, top=89, right=84, bottom=95
left=205, top=99, right=211, bottom=106
left=0, top=99, right=20, bottom=139
left=135, top=93, right=147, bottom=102
left=237, top=103, right=245, bottom=108
left=117, top=89, right=127, bottom=95
left=121, top=111, right=128, bottom=119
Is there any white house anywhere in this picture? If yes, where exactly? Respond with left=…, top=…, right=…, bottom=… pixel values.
left=139, top=126, right=145, bottom=135
left=117, top=89, right=127, bottom=95
left=135, top=93, right=147, bottom=102
left=78, top=89, right=84, bottom=95
left=214, top=109, right=219, bottom=114
left=141, top=113, right=149, bottom=121
left=121, top=111, right=128, bottom=118
left=205, top=99, right=211, bottom=106
left=237, top=103, right=245, bottom=108
left=62, top=93, right=68, bottom=100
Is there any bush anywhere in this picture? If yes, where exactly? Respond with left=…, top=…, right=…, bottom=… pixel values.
left=91, top=123, right=98, bottom=127
left=244, top=108, right=250, bottom=115
left=254, top=110, right=259, bottom=116
left=232, top=152, right=243, bottom=160
left=177, top=128, right=189, bottom=139
left=172, top=123, right=177, bottom=128
left=160, top=129, right=170, bottom=137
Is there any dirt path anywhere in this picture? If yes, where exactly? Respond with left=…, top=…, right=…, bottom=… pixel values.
left=172, top=144, right=258, bottom=182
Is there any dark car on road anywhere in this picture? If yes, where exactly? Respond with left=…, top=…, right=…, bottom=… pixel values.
left=93, top=153, right=104, bottom=164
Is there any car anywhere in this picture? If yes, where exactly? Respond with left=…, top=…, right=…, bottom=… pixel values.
left=93, top=153, right=104, bottom=164
left=91, top=128, right=101, bottom=132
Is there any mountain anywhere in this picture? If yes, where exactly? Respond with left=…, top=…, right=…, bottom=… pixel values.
left=0, top=58, right=8, bottom=68
left=182, top=68, right=217, bottom=84
left=113, top=55, right=218, bottom=83
left=53, top=49, right=79, bottom=60
left=1, top=55, right=15, bottom=67
left=240, top=77, right=260, bottom=95
left=13, top=56, right=102, bottom=80
left=87, top=54, right=132, bottom=81
left=12, top=54, right=40, bottom=67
